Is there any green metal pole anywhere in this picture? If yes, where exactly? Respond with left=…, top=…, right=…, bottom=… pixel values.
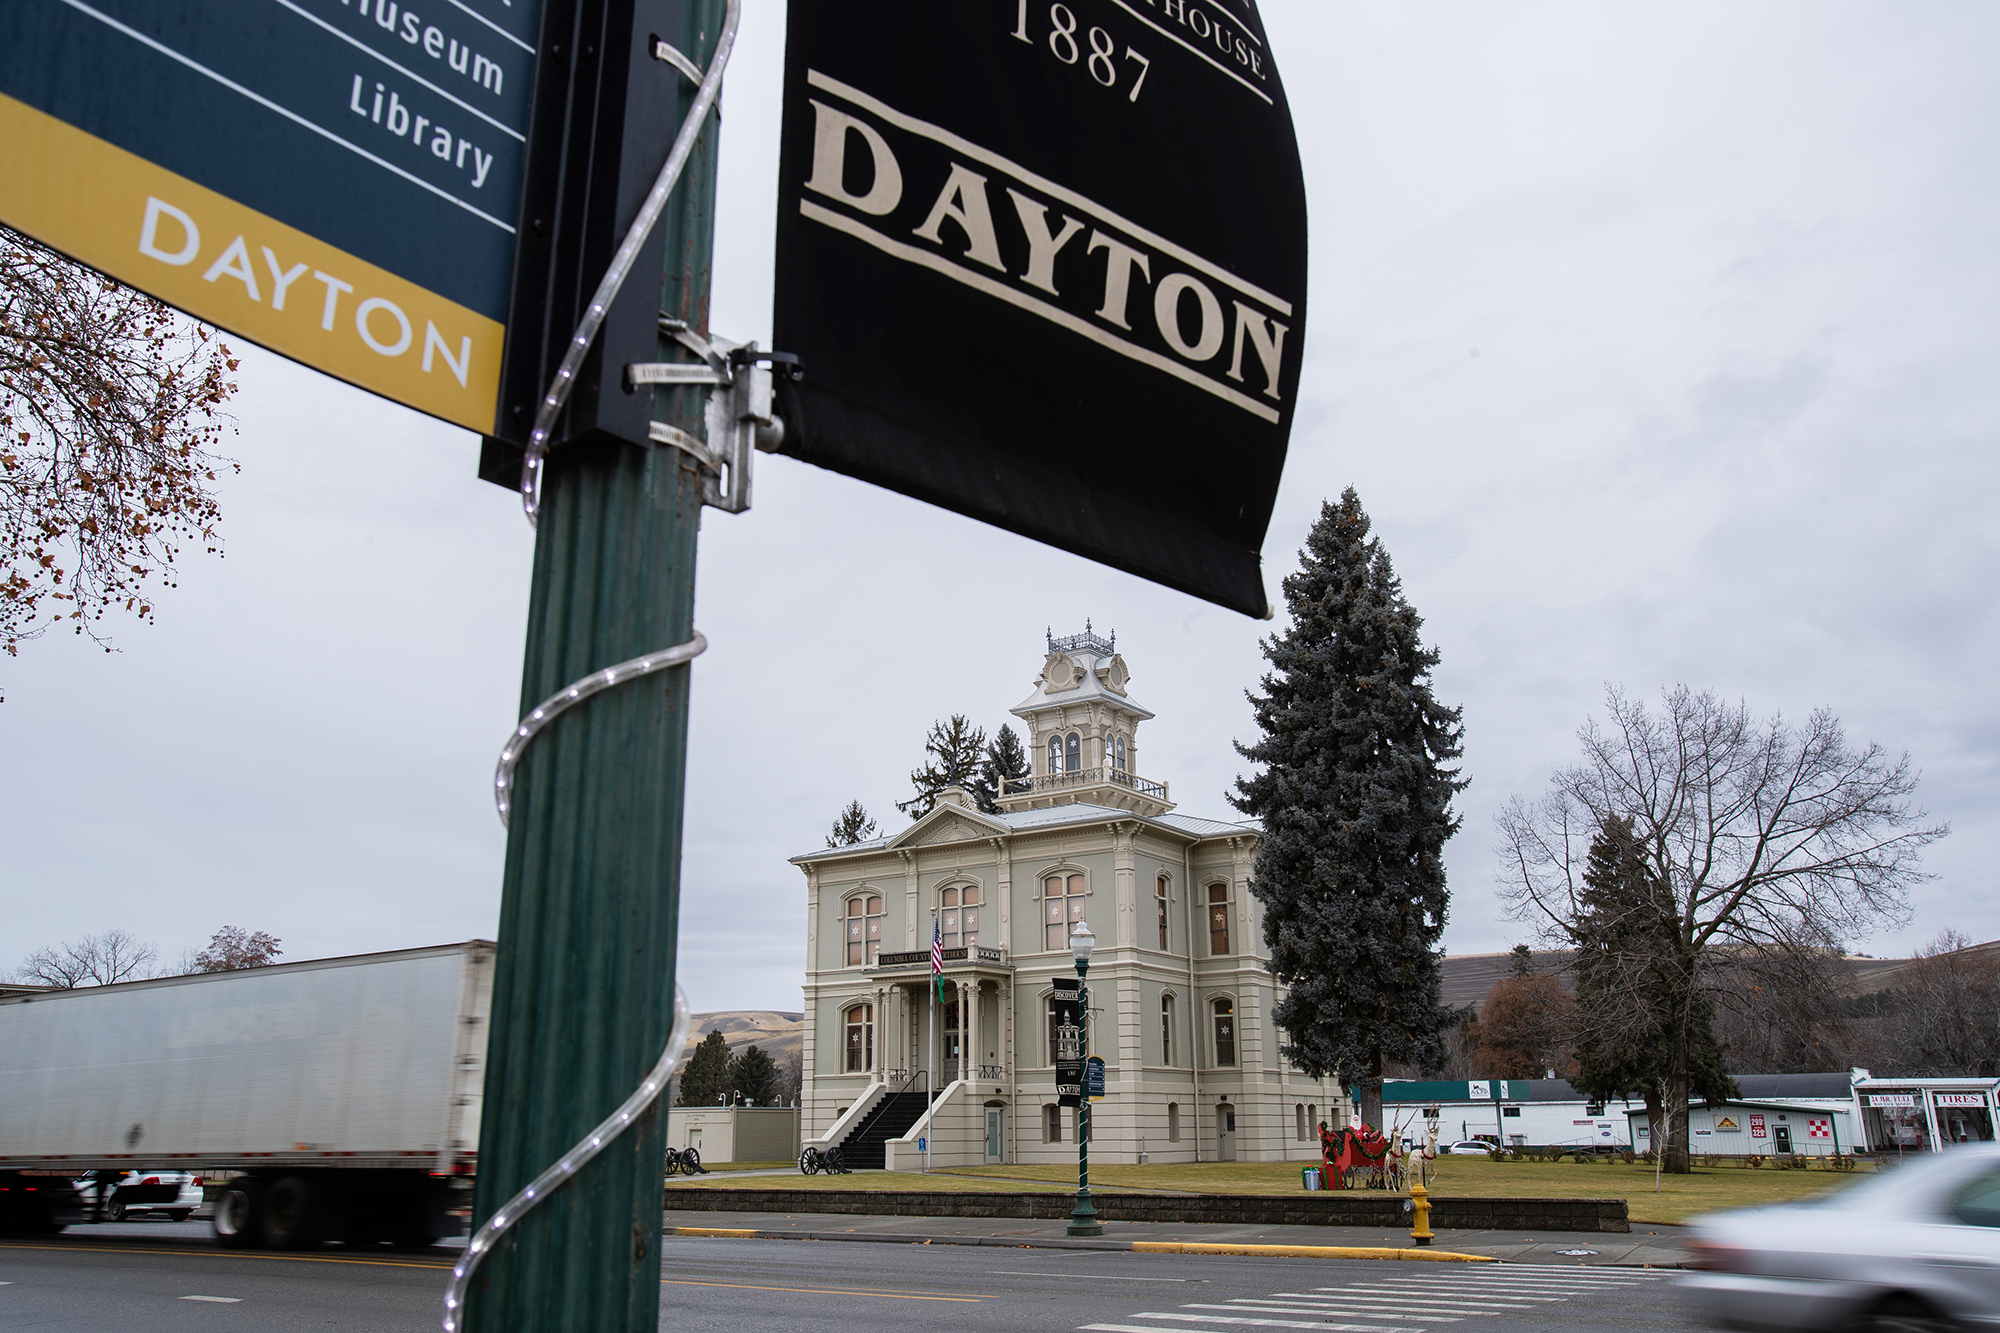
left=464, top=4, right=723, bottom=1329
left=1069, top=962, right=1101, bottom=1237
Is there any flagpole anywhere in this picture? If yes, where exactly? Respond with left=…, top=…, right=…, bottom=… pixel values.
left=927, top=910, right=937, bottom=1175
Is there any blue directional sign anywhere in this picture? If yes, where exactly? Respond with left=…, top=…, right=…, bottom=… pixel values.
left=0, top=0, right=540, bottom=430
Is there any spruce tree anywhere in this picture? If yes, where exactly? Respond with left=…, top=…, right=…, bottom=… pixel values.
left=826, top=799, right=879, bottom=848
left=896, top=714, right=988, bottom=819
left=978, top=725, right=1031, bottom=812
left=1569, top=814, right=1734, bottom=1167
left=727, top=1045, right=781, bottom=1106
left=1231, top=488, right=1466, bottom=1130
left=674, top=1029, right=732, bottom=1107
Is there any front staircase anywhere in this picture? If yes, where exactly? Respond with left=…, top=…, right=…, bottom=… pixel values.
left=836, top=1090, right=936, bottom=1169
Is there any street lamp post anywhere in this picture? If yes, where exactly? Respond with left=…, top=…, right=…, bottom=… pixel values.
left=1068, top=922, right=1102, bottom=1237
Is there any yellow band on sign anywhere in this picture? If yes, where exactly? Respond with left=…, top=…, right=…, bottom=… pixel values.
left=0, top=92, right=502, bottom=434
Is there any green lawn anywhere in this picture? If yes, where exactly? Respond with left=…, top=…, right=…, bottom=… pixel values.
left=664, top=1155, right=1877, bottom=1224
left=665, top=1169, right=1073, bottom=1193
left=939, top=1155, right=1877, bottom=1225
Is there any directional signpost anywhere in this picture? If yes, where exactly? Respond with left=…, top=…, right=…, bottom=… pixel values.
left=0, top=0, right=538, bottom=431
left=3, top=0, right=1304, bottom=1326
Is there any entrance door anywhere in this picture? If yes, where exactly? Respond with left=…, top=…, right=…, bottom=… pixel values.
left=985, top=1106, right=1004, bottom=1161
left=943, top=999, right=962, bottom=1083
left=1217, top=1105, right=1238, bottom=1161
left=689, top=1127, right=703, bottom=1155
left=1773, top=1125, right=1792, bottom=1154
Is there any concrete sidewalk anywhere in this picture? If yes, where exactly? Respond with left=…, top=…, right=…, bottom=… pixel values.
left=661, top=1206, right=1688, bottom=1267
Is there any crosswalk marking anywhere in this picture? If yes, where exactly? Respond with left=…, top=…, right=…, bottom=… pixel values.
left=1198, top=1301, right=1457, bottom=1321
left=1269, top=1294, right=1523, bottom=1312
left=1125, top=1315, right=1417, bottom=1332
left=1080, top=1261, right=1670, bottom=1333
left=1310, top=1288, right=1554, bottom=1306
left=1320, top=1287, right=1564, bottom=1303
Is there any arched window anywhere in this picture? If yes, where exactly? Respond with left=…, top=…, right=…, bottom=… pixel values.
left=844, top=1003, right=874, bottom=1072
left=1167, top=1102, right=1181, bottom=1142
left=1160, top=994, right=1174, bottom=1066
left=1044, top=1103, right=1063, bottom=1143
left=1113, top=735, right=1127, bottom=774
left=1064, top=732, right=1080, bottom=772
left=1047, top=734, right=1062, bottom=776
left=1207, top=883, right=1231, bottom=956
left=846, top=894, right=884, bottom=966
left=1043, top=872, right=1087, bottom=951
left=1212, top=997, right=1236, bottom=1067
left=1155, top=874, right=1170, bottom=950
left=1308, top=1103, right=1318, bottom=1138
left=940, top=884, right=980, bottom=949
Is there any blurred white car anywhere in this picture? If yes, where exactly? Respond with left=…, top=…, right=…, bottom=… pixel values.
left=1684, top=1142, right=2000, bottom=1333
left=72, top=1171, right=203, bottom=1222
left=1445, top=1140, right=1496, bottom=1156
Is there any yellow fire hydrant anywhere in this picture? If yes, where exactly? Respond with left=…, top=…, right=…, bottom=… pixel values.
left=1409, top=1182, right=1434, bottom=1246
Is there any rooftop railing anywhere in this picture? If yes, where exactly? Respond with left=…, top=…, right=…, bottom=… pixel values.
left=1001, top=766, right=1168, bottom=802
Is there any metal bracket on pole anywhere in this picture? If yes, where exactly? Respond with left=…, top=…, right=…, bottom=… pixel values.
left=626, top=322, right=799, bottom=515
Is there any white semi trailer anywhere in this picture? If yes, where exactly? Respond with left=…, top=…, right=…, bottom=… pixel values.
left=0, top=941, right=492, bottom=1249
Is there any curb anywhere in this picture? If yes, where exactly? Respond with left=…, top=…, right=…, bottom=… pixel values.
left=668, top=1227, right=1491, bottom=1261
left=1132, top=1241, right=1493, bottom=1262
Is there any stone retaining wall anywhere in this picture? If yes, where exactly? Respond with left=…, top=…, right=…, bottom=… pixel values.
left=662, top=1188, right=1630, bottom=1232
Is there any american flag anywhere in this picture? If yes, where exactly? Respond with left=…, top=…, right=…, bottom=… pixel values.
left=930, top=916, right=944, bottom=999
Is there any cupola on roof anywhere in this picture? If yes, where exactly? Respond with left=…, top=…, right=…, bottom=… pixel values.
left=1001, top=621, right=1169, bottom=817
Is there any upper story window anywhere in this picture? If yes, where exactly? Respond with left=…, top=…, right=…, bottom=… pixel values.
left=1160, top=994, right=1174, bottom=1066
left=1213, top=997, right=1237, bottom=1067
left=1043, top=872, right=1086, bottom=951
left=1065, top=732, right=1080, bottom=771
left=846, top=894, right=883, bottom=966
left=940, top=884, right=981, bottom=949
left=1113, top=735, right=1128, bottom=774
left=1156, top=874, right=1170, bottom=950
left=1207, top=883, right=1231, bottom=956
left=844, top=1003, right=874, bottom=1072
left=1047, top=734, right=1061, bottom=775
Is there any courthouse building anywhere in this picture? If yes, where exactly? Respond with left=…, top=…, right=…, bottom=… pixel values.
left=792, top=626, right=1346, bottom=1168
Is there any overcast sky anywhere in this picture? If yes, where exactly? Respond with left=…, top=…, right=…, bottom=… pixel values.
left=5, top=1, right=1996, bottom=1013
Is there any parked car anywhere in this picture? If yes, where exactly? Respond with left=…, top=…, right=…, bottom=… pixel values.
left=1683, top=1142, right=2000, bottom=1333
left=1445, top=1139, right=1497, bottom=1156
left=72, top=1171, right=203, bottom=1222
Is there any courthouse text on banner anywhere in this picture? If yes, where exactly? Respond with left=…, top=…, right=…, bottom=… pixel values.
left=773, top=0, right=1308, bottom=618
left=0, top=0, right=540, bottom=432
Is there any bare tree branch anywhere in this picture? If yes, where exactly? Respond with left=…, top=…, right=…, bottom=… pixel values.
left=1, top=225, right=239, bottom=674
left=15, top=928, right=159, bottom=987
left=1496, top=684, right=1946, bottom=1170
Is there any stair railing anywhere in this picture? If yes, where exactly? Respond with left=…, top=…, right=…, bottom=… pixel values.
left=843, top=1067, right=928, bottom=1150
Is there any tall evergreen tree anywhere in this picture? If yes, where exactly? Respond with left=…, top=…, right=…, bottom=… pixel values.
left=727, top=1045, right=781, bottom=1105
left=896, top=714, right=988, bottom=819
left=1568, top=814, right=1734, bottom=1167
left=674, top=1029, right=732, bottom=1107
left=1231, top=489, right=1466, bottom=1130
left=826, top=799, right=879, bottom=848
left=978, top=724, right=1031, bottom=813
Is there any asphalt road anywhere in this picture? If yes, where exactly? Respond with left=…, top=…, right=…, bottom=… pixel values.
left=0, top=1226, right=1698, bottom=1333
